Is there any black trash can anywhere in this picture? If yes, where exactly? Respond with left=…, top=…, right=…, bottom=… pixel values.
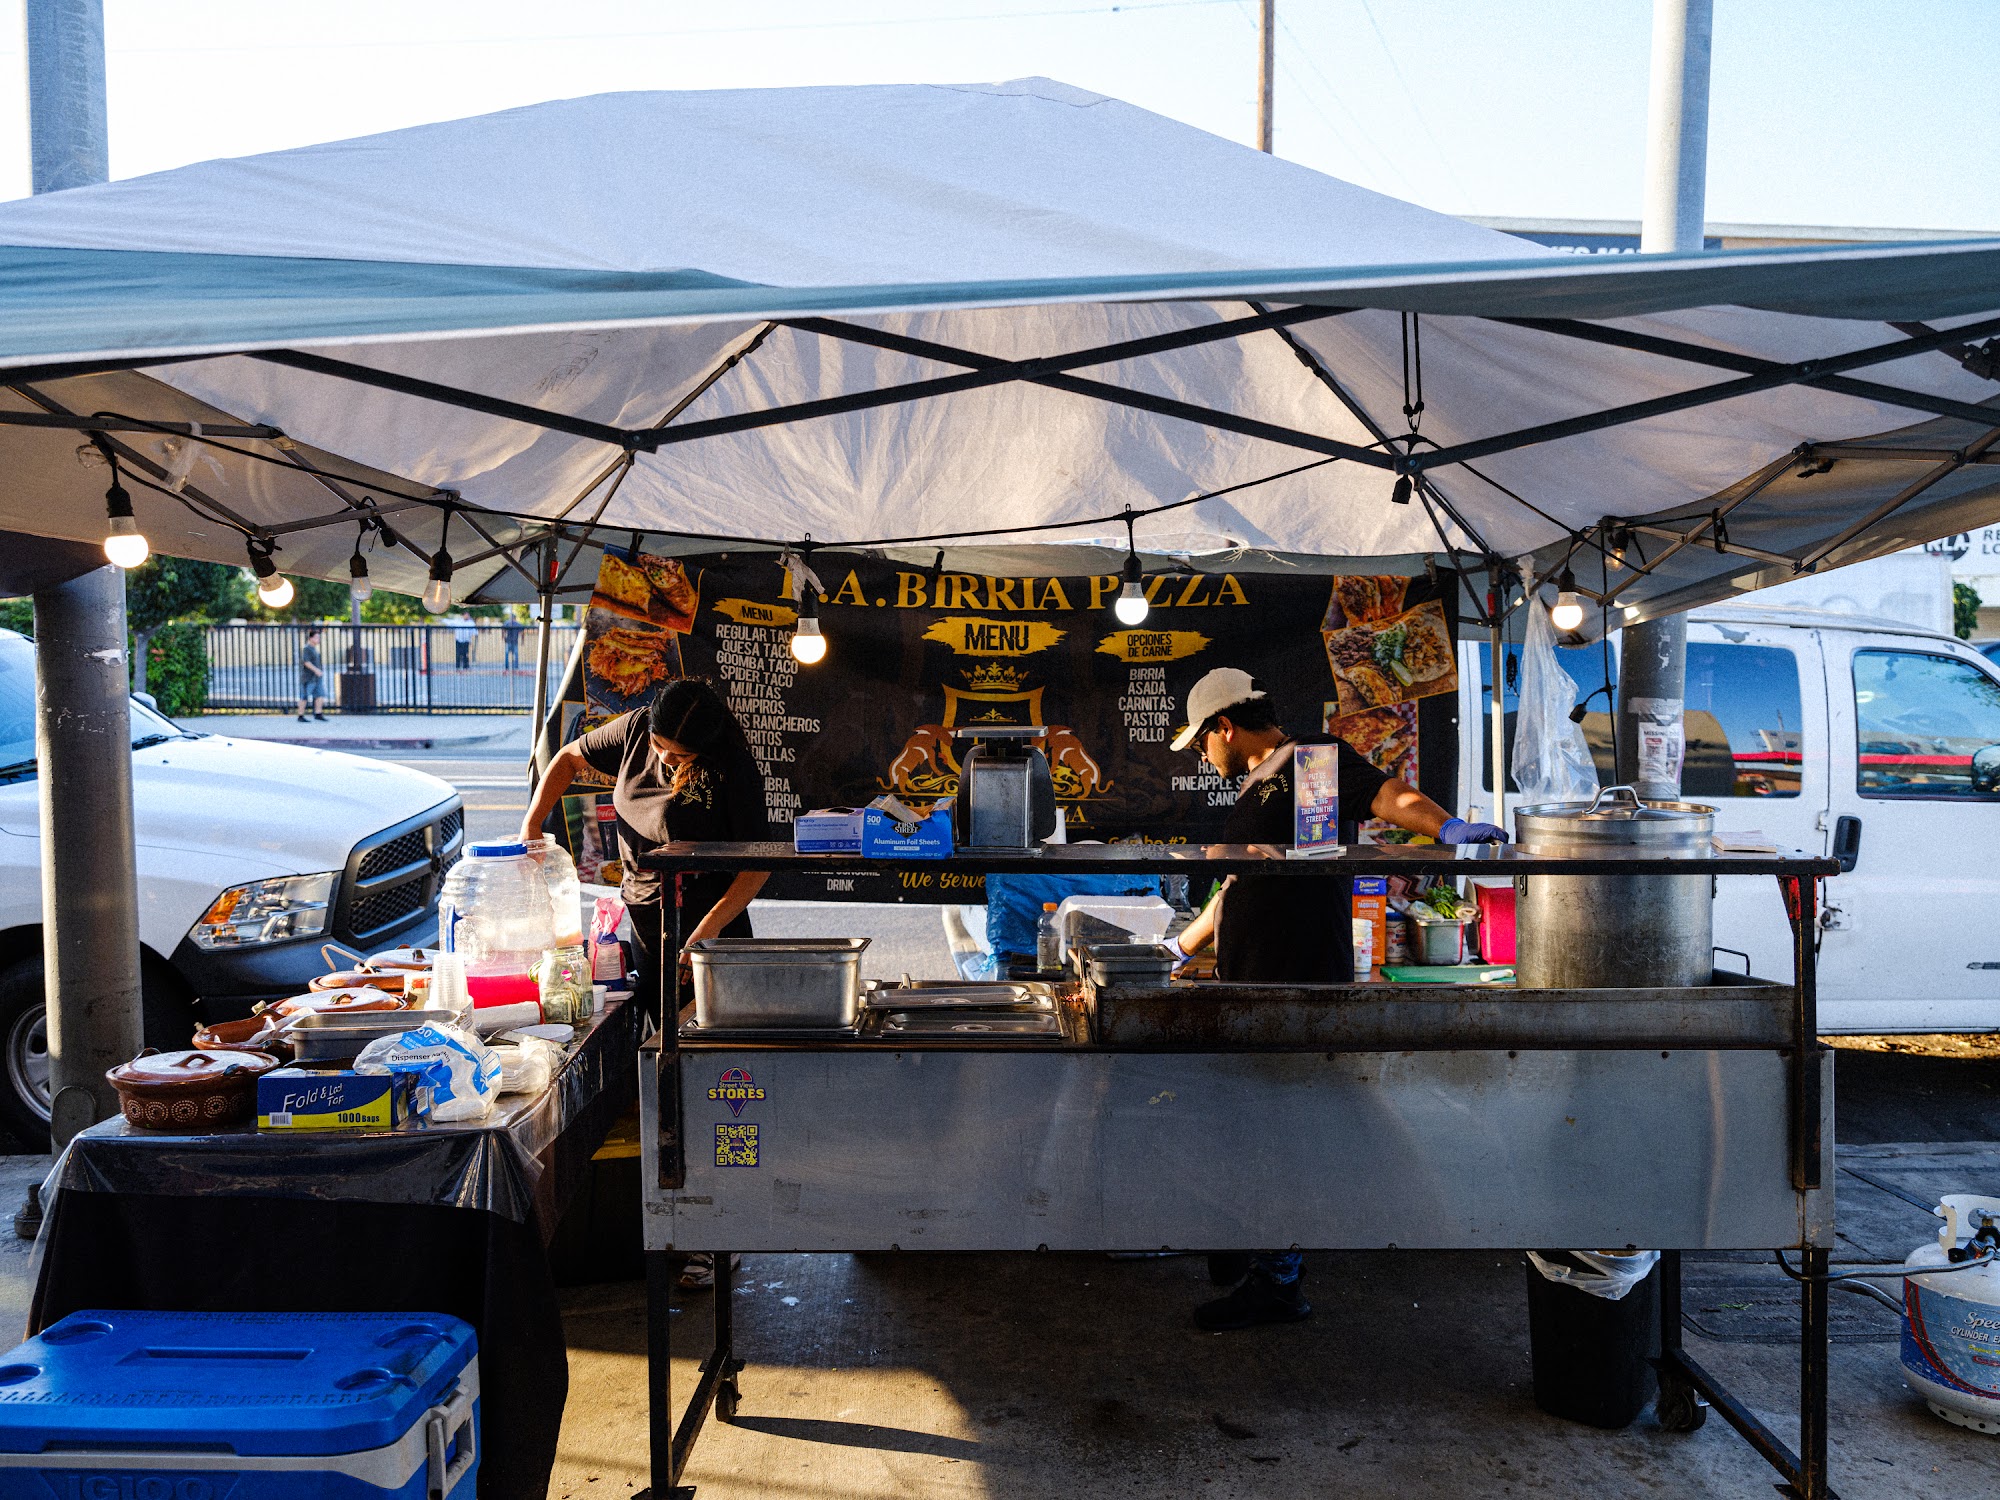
left=1524, top=1252, right=1661, bottom=1429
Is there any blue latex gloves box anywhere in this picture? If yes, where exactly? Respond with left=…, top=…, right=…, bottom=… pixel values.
left=793, top=807, right=864, bottom=853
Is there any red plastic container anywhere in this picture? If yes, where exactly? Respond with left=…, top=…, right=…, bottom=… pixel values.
left=1474, top=882, right=1517, bottom=964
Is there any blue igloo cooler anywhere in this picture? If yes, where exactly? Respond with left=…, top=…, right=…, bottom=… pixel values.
left=0, top=1309, right=478, bottom=1499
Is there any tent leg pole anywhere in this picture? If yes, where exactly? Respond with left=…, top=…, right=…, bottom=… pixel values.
left=531, top=542, right=555, bottom=737
left=1488, top=568, right=1508, bottom=832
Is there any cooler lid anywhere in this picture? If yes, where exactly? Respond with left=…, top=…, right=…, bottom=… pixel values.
left=0, top=1310, right=476, bottom=1457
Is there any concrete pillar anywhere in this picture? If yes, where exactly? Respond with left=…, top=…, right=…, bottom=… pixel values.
left=1640, top=0, right=1711, bottom=254
left=1618, top=0, right=1713, bottom=799
left=33, top=569, right=144, bottom=1144
left=26, top=0, right=107, bottom=194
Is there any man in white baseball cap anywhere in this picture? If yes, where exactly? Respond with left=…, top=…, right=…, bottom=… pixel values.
left=1166, top=665, right=1505, bottom=1331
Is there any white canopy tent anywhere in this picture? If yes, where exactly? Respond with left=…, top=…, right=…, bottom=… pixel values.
left=0, top=78, right=1994, bottom=624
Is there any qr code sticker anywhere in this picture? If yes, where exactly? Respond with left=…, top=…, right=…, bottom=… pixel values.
left=715, top=1123, right=759, bottom=1168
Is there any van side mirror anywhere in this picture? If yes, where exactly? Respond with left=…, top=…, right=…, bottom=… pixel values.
left=1973, top=746, right=2000, bottom=796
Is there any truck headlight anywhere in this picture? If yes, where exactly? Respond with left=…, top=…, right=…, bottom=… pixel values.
left=189, top=873, right=337, bottom=949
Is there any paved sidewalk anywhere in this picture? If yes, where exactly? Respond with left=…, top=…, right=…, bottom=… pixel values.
left=175, top=712, right=532, bottom=752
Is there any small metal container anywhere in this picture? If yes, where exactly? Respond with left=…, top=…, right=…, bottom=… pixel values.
left=689, top=937, right=871, bottom=1029
left=1082, top=942, right=1176, bottom=989
left=280, top=1009, right=460, bottom=1065
left=1409, top=914, right=1470, bottom=966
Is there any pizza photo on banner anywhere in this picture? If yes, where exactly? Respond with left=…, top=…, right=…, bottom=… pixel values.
left=565, top=549, right=1459, bottom=895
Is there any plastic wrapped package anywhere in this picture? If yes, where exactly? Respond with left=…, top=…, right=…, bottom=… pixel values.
left=354, top=1023, right=503, bottom=1122
left=1509, top=597, right=1601, bottom=806
left=490, top=1035, right=563, bottom=1096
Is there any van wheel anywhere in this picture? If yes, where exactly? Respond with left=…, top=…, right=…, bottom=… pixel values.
left=0, top=956, right=197, bottom=1148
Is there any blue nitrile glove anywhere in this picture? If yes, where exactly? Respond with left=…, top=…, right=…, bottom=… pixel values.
left=1438, top=818, right=1508, bottom=845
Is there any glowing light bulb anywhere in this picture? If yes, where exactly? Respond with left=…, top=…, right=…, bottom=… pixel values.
left=102, top=478, right=148, bottom=568
left=104, top=515, right=149, bottom=569
left=1114, top=579, right=1150, bottom=625
left=1113, top=546, right=1148, bottom=625
left=257, top=574, right=295, bottom=609
left=1549, top=568, right=1585, bottom=633
left=790, top=616, right=826, bottom=664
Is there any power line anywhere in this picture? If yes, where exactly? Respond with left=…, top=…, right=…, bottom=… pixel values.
left=1350, top=0, right=1471, bottom=205
left=1269, top=12, right=1424, bottom=199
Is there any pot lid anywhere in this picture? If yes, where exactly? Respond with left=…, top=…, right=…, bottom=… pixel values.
left=112, top=1048, right=277, bottom=1080
left=1519, top=786, right=1715, bottom=823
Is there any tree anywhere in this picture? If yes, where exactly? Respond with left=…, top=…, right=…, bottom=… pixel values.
left=1954, top=581, right=1982, bottom=640
left=126, top=556, right=250, bottom=633
left=123, top=557, right=254, bottom=695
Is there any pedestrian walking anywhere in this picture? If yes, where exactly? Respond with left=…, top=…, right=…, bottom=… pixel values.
left=502, top=614, right=524, bottom=670
left=453, top=614, right=476, bottom=671
left=295, top=626, right=329, bottom=721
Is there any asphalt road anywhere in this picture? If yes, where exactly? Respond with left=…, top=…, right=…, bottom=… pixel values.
left=376, top=743, right=535, bottom=846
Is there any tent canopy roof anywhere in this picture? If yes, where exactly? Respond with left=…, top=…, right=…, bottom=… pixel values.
left=0, top=79, right=1994, bottom=624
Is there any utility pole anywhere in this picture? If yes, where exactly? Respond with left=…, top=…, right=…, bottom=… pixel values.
left=25, top=0, right=143, bottom=1164
left=1257, top=0, right=1274, bottom=153
left=1617, top=0, right=1711, bottom=797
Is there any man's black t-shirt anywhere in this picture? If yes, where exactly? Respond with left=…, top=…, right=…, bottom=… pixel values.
left=1212, top=736, right=1391, bottom=983
left=574, top=710, right=766, bottom=926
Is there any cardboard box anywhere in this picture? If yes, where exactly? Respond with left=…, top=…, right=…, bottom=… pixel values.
left=1351, top=875, right=1388, bottom=973
left=257, top=1068, right=430, bottom=1131
left=859, top=804, right=954, bottom=859
left=794, top=807, right=864, bottom=853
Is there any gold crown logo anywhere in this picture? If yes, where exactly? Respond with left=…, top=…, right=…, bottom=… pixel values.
left=963, top=663, right=1027, bottom=691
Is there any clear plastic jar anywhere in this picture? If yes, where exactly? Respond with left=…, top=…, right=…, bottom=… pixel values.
left=439, top=841, right=557, bottom=1008
left=524, top=836, right=586, bottom=947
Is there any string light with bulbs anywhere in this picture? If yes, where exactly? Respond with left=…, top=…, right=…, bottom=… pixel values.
left=1113, top=509, right=1149, bottom=626
left=1548, top=567, right=1584, bottom=633
left=347, top=524, right=373, bottom=605
left=245, top=537, right=294, bottom=610
left=100, top=450, right=149, bottom=569
left=423, top=511, right=454, bottom=614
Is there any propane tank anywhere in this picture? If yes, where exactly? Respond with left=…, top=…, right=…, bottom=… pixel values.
left=1901, top=1195, right=2000, bottom=1434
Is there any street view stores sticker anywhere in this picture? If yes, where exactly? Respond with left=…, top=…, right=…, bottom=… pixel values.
left=712, top=1067, right=764, bottom=1165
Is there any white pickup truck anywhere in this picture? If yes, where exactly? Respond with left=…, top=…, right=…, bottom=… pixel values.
left=0, top=629, right=462, bottom=1138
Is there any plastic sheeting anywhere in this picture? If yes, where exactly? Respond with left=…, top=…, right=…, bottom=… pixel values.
left=40, top=999, right=637, bottom=1227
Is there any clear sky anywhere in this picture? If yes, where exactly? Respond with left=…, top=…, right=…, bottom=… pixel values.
left=0, top=0, right=1994, bottom=230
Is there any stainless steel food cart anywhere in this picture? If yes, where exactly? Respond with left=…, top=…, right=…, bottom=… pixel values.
left=637, top=842, right=1841, bottom=1499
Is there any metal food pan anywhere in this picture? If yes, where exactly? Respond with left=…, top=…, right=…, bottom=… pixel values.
left=690, top=937, right=871, bottom=1030
left=280, top=1008, right=460, bottom=1064
left=863, top=982, right=1050, bottom=1010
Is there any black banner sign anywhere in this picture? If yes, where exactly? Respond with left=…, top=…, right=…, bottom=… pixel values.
left=571, top=550, right=1460, bottom=901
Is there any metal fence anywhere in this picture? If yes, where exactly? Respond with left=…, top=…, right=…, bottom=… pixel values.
left=203, top=622, right=580, bottom=714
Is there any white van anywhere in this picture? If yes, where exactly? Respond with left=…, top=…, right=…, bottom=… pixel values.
left=0, top=630, right=462, bottom=1138
left=1456, top=602, right=2000, bottom=1033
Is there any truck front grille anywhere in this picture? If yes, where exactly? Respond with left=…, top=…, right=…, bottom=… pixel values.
left=336, top=799, right=465, bottom=947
